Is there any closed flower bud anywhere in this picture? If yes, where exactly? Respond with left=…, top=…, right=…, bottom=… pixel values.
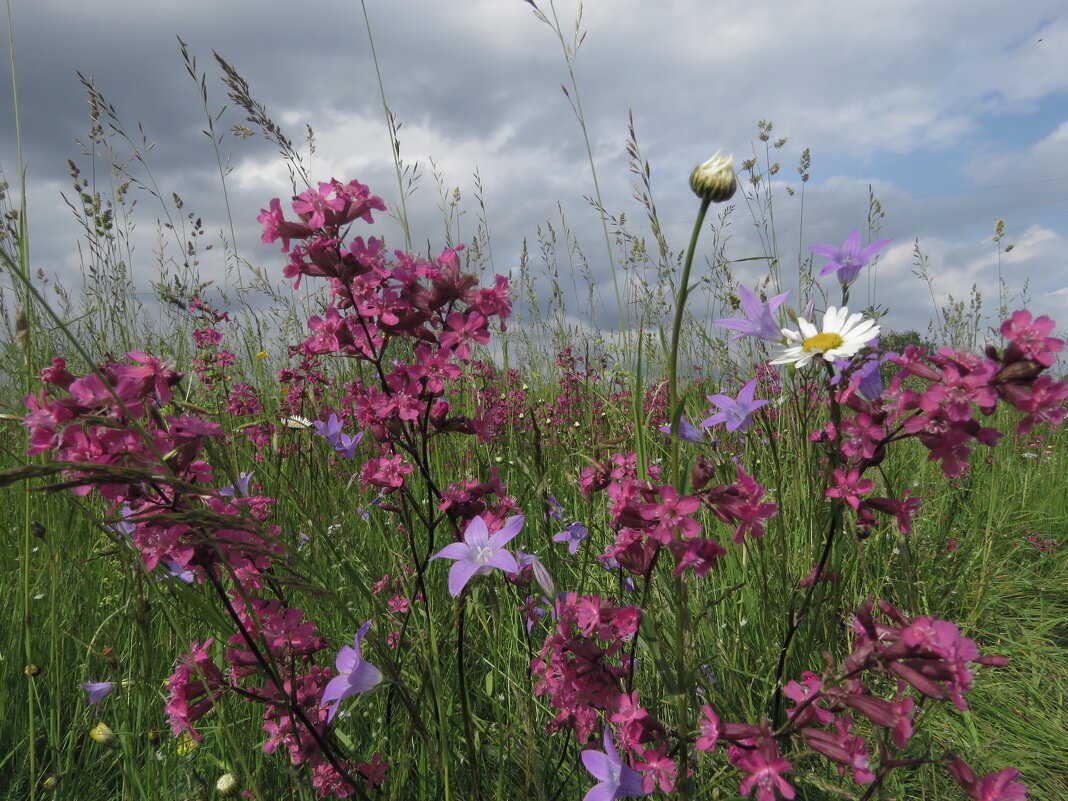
left=215, top=773, right=240, bottom=796
left=90, top=722, right=121, bottom=750
left=689, top=151, right=737, bottom=203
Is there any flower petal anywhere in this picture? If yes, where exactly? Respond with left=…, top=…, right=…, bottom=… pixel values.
left=491, top=515, right=525, bottom=548
left=347, top=660, right=383, bottom=694
left=431, top=542, right=471, bottom=562
left=448, top=559, right=481, bottom=597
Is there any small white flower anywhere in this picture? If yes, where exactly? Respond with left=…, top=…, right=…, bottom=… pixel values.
left=770, top=305, right=880, bottom=368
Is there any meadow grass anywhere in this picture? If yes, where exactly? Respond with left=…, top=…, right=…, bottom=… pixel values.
left=2, top=9, right=1067, bottom=801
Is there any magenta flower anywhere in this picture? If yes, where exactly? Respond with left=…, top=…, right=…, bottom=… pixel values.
left=733, top=747, right=796, bottom=801
left=431, top=514, right=523, bottom=597
left=810, top=230, right=892, bottom=286
left=80, top=681, right=114, bottom=709
left=701, top=379, right=769, bottom=433
left=825, top=468, right=875, bottom=510
left=695, top=704, right=721, bottom=752
left=322, top=620, right=383, bottom=723
left=946, top=756, right=1027, bottom=801
left=1000, top=309, right=1063, bottom=367
left=581, top=727, right=650, bottom=801
left=715, top=284, right=790, bottom=341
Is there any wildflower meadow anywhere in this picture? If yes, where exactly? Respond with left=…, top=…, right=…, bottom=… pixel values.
left=2, top=5, right=1067, bottom=801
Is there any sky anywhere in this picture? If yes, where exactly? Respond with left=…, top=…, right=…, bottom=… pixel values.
left=2, top=0, right=1067, bottom=351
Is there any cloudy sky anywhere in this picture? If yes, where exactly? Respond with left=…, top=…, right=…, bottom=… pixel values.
left=2, top=0, right=1067, bottom=347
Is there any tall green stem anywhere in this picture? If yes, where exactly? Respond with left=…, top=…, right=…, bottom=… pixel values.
left=667, top=196, right=712, bottom=488
left=664, top=195, right=711, bottom=799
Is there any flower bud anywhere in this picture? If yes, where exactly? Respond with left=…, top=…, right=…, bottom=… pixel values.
left=689, top=151, right=737, bottom=203
left=90, top=722, right=121, bottom=750
left=215, top=773, right=240, bottom=796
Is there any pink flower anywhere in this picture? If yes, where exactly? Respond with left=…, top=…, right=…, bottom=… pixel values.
left=439, top=310, right=490, bottom=360
left=732, top=747, right=795, bottom=801
left=1000, top=309, right=1063, bottom=367
left=635, top=746, right=676, bottom=794
left=825, top=468, right=874, bottom=510
left=257, top=197, right=312, bottom=252
left=292, top=182, right=347, bottom=228
left=165, top=639, right=226, bottom=742
left=946, top=756, right=1027, bottom=801
left=801, top=717, right=874, bottom=785
left=667, top=538, right=726, bottom=578
left=695, top=704, right=720, bottom=752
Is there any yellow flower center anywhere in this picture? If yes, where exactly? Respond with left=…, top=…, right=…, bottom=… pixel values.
left=802, top=332, right=844, bottom=353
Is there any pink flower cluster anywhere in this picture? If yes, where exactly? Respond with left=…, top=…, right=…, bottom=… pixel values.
left=258, top=178, right=513, bottom=505
left=700, top=600, right=1019, bottom=800
left=23, top=352, right=380, bottom=797
left=814, top=310, right=1066, bottom=537
left=531, top=593, right=648, bottom=743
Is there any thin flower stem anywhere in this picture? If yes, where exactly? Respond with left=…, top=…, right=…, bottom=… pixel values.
left=668, top=196, right=712, bottom=489
left=456, top=597, right=483, bottom=801
left=772, top=364, right=844, bottom=726
left=664, top=194, right=712, bottom=800
left=206, top=569, right=370, bottom=801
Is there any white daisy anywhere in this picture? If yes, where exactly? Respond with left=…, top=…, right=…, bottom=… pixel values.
left=280, top=415, right=313, bottom=430
left=770, top=305, right=880, bottom=368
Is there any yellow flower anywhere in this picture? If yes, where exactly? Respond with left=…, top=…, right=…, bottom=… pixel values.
left=90, top=722, right=121, bottom=750
left=255, top=350, right=268, bottom=359
left=176, top=731, right=198, bottom=755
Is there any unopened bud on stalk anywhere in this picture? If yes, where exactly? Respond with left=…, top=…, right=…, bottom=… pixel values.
left=216, top=773, right=240, bottom=796
left=90, top=722, right=121, bottom=750
left=689, top=151, right=737, bottom=203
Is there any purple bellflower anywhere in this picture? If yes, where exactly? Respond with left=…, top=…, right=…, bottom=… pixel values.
left=658, top=414, right=704, bottom=443
left=312, top=413, right=345, bottom=447
left=321, top=620, right=383, bottom=723
left=582, top=727, right=650, bottom=801
left=80, top=681, right=114, bottom=709
left=701, top=379, right=769, bottom=433
left=314, top=413, right=363, bottom=458
left=516, top=550, right=556, bottom=598
left=219, top=470, right=254, bottom=498
left=715, top=284, right=790, bottom=341
left=553, top=522, right=589, bottom=555
left=431, top=514, right=523, bottom=597
left=544, top=495, right=564, bottom=521
left=336, top=431, right=363, bottom=460
left=810, top=230, right=892, bottom=286
left=833, top=340, right=895, bottom=400
left=161, top=560, right=196, bottom=583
